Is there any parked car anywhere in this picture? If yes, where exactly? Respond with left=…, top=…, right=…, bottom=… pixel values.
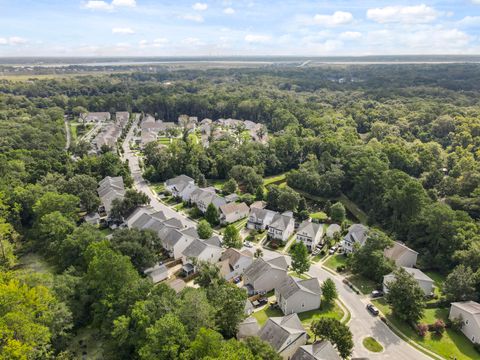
left=366, top=304, right=379, bottom=316
left=244, top=241, right=253, bottom=248
left=252, top=297, right=268, bottom=308
left=233, top=276, right=241, bottom=284
left=371, top=290, right=383, bottom=298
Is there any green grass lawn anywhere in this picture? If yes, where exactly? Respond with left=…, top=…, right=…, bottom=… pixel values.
left=373, top=299, right=480, bottom=360
left=151, top=183, right=165, bottom=194
left=232, top=218, right=248, bottom=231
left=208, top=179, right=226, bottom=191
left=67, top=326, right=104, bottom=360
left=99, top=228, right=113, bottom=237
left=288, top=271, right=311, bottom=280
left=157, top=137, right=173, bottom=145
left=347, top=274, right=378, bottom=295
left=323, top=254, right=348, bottom=271
left=253, top=302, right=344, bottom=330
left=174, top=203, right=185, bottom=211
left=363, top=337, right=383, bottom=353
left=309, top=211, right=328, bottom=220
left=70, top=123, right=78, bottom=141
left=263, top=173, right=287, bottom=187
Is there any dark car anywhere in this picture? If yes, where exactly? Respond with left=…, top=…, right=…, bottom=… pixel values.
left=366, top=304, right=379, bottom=316
left=252, top=297, right=268, bottom=308
left=233, top=276, right=241, bottom=284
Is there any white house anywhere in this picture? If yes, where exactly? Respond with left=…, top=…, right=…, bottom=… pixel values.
left=343, top=224, right=369, bottom=253
left=383, top=267, right=434, bottom=296
left=296, top=220, right=324, bottom=252
left=164, top=175, right=195, bottom=198
left=218, top=248, right=253, bottom=280
left=384, top=241, right=418, bottom=268
left=291, top=341, right=341, bottom=360
left=449, top=301, right=480, bottom=344
left=275, top=276, right=322, bottom=315
left=247, top=207, right=276, bottom=230
left=259, top=314, right=307, bottom=360
left=268, top=212, right=295, bottom=242
left=161, top=227, right=197, bottom=260
left=144, top=263, right=169, bottom=283
left=243, top=256, right=289, bottom=295
left=189, top=187, right=227, bottom=213
left=219, top=202, right=250, bottom=224
left=97, top=176, right=125, bottom=215
left=181, top=236, right=223, bottom=265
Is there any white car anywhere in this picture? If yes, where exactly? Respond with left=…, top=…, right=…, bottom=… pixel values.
left=244, top=241, right=253, bottom=248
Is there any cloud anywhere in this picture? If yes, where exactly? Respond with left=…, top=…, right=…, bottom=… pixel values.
left=245, top=34, right=271, bottom=43
left=139, top=38, right=169, bottom=48
left=0, top=36, right=28, bottom=45
left=192, top=2, right=208, bottom=11
left=458, top=16, right=480, bottom=26
left=112, top=27, right=135, bottom=34
left=367, top=4, right=439, bottom=24
left=182, top=14, right=204, bottom=22
left=223, top=7, right=235, bottom=14
left=339, top=31, right=362, bottom=40
left=472, top=0, right=480, bottom=4
left=83, top=0, right=136, bottom=11
left=313, top=11, right=353, bottom=26
left=182, top=37, right=205, bottom=46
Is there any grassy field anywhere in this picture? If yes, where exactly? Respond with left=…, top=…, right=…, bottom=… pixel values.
left=347, top=274, right=378, bottom=295
left=373, top=299, right=480, bottom=360
left=323, top=254, right=348, bottom=271
left=309, top=211, right=328, bottom=220
left=208, top=179, right=226, bottom=191
left=363, top=337, right=383, bottom=352
left=263, top=173, right=287, bottom=187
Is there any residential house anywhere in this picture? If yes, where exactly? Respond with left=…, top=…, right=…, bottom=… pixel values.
left=243, top=256, right=289, bottom=295
left=247, top=207, right=276, bottom=230
left=237, top=316, right=260, bottom=340
left=161, top=227, right=197, bottom=260
left=165, top=175, right=195, bottom=198
left=449, top=301, right=480, bottom=344
left=126, top=207, right=167, bottom=230
left=144, top=263, right=169, bottom=284
left=384, top=241, right=418, bottom=268
left=80, top=112, right=111, bottom=123
left=190, top=188, right=226, bottom=213
left=218, top=248, right=253, bottom=280
left=268, top=212, right=295, bottom=242
left=97, top=176, right=125, bottom=215
left=219, top=202, right=250, bottom=225
left=84, top=212, right=100, bottom=226
left=343, top=224, right=369, bottom=253
left=291, top=341, right=341, bottom=360
left=224, top=193, right=239, bottom=203
left=275, top=276, right=322, bottom=315
left=296, top=220, right=324, bottom=251
left=181, top=236, right=223, bottom=265
left=326, top=224, right=341, bottom=239
left=383, top=267, right=434, bottom=296
left=258, top=314, right=308, bottom=359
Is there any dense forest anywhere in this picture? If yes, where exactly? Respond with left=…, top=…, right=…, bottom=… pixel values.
left=0, top=63, right=479, bottom=358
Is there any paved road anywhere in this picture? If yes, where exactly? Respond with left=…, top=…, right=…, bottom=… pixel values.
left=121, top=115, right=196, bottom=229
left=121, top=116, right=432, bottom=360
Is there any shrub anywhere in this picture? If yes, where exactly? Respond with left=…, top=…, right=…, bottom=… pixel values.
left=474, top=343, right=480, bottom=354
left=336, top=265, right=345, bottom=272
left=431, top=319, right=446, bottom=336
left=416, top=323, right=428, bottom=337
left=448, top=316, right=463, bottom=332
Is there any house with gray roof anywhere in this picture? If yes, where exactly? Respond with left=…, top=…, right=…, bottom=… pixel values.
left=160, top=226, right=196, bottom=260
left=165, top=175, right=195, bottom=199
left=291, top=341, right=341, bottom=360
left=237, top=316, right=260, bottom=340
left=383, top=267, right=434, bottom=296
left=97, top=176, right=125, bottom=215
left=259, top=314, right=307, bottom=359
left=449, top=301, right=480, bottom=344
left=219, top=202, right=250, bottom=224
left=247, top=207, right=276, bottom=230
left=218, top=248, right=253, bottom=280
left=191, top=188, right=227, bottom=213
left=181, top=236, right=223, bottom=265
left=276, top=276, right=322, bottom=315
left=268, top=212, right=295, bottom=242
left=144, top=263, right=169, bottom=283
left=243, top=256, right=288, bottom=295
left=80, top=112, right=111, bottom=123
left=296, top=220, right=324, bottom=252
left=326, top=224, right=341, bottom=238
left=384, top=241, right=418, bottom=268
left=343, top=224, right=369, bottom=253
left=84, top=212, right=101, bottom=226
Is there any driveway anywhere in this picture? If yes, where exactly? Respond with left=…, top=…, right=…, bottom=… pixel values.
left=121, top=115, right=196, bottom=229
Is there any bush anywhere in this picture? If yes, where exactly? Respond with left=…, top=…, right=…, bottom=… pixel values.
left=416, top=323, right=428, bottom=337
left=336, top=265, right=345, bottom=272
left=431, top=319, right=446, bottom=336
left=448, top=316, right=463, bottom=332
left=474, top=343, right=480, bottom=354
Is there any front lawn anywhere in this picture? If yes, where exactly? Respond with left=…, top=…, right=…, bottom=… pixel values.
left=346, top=274, right=378, bottom=295
left=363, top=337, right=383, bottom=353
left=309, top=211, right=328, bottom=221
left=373, top=299, right=480, bottom=360
left=323, top=254, right=348, bottom=271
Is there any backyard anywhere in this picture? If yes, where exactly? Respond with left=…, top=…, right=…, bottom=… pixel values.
left=373, top=299, right=480, bottom=360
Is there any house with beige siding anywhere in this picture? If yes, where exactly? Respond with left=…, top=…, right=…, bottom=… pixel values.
left=384, top=241, right=418, bottom=268
left=275, top=276, right=322, bottom=315
left=449, top=301, right=480, bottom=344
left=243, top=256, right=288, bottom=295
left=383, top=267, right=434, bottom=296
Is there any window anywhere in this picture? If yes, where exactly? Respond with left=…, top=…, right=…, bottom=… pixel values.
left=466, top=320, right=469, bottom=325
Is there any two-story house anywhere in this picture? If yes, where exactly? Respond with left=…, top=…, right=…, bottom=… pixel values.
left=268, top=212, right=295, bottom=242
left=275, top=276, right=322, bottom=315
left=219, top=202, right=250, bottom=224
left=246, top=207, right=276, bottom=230
left=164, top=175, right=195, bottom=199
left=343, top=224, right=369, bottom=253
left=449, top=301, right=480, bottom=344
left=384, top=241, right=418, bottom=268
left=296, top=220, right=324, bottom=252
left=218, top=248, right=253, bottom=281
left=243, top=256, right=288, bottom=295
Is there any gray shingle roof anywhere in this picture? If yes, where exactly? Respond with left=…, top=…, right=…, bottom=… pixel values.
left=259, top=314, right=306, bottom=352
left=276, top=276, right=322, bottom=300
left=297, top=221, right=323, bottom=239
left=269, top=213, right=294, bottom=231
left=291, top=341, right=341, bottom=360
left=344, top=224, right=369, bottom=246
left=244, top=256, right=288, bottom=283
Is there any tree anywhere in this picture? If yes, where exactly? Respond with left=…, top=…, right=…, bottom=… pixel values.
left=212, top=283, right=248, bottom=338
left=197, top=220, right=213, bottom=239
left=205, top=203, right=220, bottom=226
left=311, top=318, right=353, bottom=359
left=266, top=185, right=300, bottom=212
left=443, top=265, right=477, bottom=302
left=322, top=278, right=338, bottom=305
left=254, top=248, right=263, bottom=258
left=385, top=268, right=425, bottom=324
left=329, top=202, right=346, bottom=223
left=110, top=228, right=163, bottom=271
left=36, top=211, right=76, bottom=256
left=243, top=336, right=282, bottom=360
left=223, top=225, right=242, bottom=249
left=291, top=242, right=310, bottom=275
left=194, top=261, right=226, bottom=290
left=348, top=230, right=394, bottom=283
left=139, top=314, right=189, bottom=360
left=176, top=288, right=215, bottom=339
left=110, top=189, right=150, bottom=221
left=223, top=178, right=238, bottom=195
left=33, top=192, right=80, bottom=221
left=229, top=165, right=263, bottom=194
left=255, top=186, right=264, bottom=201
left=182, top=328, right=224, bottom=359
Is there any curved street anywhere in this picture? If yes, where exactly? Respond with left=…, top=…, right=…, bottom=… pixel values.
left=121, top=116, right=434, bottom=360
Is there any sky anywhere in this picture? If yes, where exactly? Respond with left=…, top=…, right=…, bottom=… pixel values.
left=0, top=0, right=479, bottom=57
